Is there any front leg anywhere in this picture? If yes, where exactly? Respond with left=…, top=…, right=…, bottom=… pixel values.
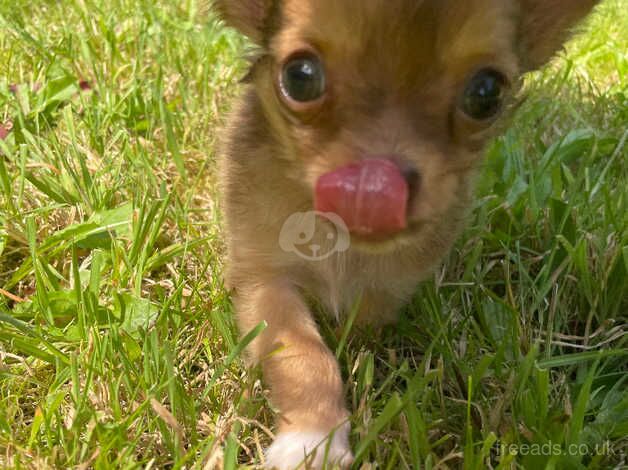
left=235, top=279, right=354, bottom=469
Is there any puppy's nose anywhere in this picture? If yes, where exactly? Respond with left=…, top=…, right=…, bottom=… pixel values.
left=402, top=167, right=421, bottom=194
left=362, top=156, right=420, bottom=189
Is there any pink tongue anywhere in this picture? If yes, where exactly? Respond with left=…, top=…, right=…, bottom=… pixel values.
left=315, top=159, right=408, bottom=236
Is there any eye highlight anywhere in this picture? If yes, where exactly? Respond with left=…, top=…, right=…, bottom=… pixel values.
left=459, top=68, right=507, bottom=121
left=280, top=53, right=326, bottom=104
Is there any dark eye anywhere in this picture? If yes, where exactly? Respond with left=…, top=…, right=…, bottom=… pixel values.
left=280, top=54, right=326, bottom=103
left=460, top=68, right=507, bottom=120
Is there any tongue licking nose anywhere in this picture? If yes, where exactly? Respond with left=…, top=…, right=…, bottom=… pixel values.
left=315, top=158, right=409, bottom=237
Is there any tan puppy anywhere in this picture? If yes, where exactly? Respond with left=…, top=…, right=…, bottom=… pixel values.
left=217, top=1, right=598, bottom=468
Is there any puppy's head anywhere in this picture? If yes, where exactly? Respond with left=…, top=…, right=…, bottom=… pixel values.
left=218, top=0, right=597, bottom=244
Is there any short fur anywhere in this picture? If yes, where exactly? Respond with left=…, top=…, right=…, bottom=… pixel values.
left=216, top=1, right=598, bottom=468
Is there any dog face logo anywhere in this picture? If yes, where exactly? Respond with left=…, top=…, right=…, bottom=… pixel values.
left=279, top=211, right=350, bottom=261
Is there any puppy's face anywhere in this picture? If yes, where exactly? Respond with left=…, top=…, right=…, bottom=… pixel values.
left=219, top=0, right=597, bottom=244
left=265, top=0, right=517, bottom=238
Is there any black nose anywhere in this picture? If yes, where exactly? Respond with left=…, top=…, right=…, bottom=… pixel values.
left=402, top=167, right=421, bottom=193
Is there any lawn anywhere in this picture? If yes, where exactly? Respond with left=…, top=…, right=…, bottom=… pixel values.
left=0, top=0, right=626, bottom=468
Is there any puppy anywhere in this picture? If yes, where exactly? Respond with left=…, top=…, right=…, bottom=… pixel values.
left=216, top=1, right=598, bottom=468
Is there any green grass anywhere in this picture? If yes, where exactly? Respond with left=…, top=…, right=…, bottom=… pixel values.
left=0, top=0, right=626, bottom=468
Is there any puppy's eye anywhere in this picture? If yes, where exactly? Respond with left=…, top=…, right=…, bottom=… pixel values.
left=460, top=68, right=507, bottom=120
left=280, top=54, right=326, bottom=103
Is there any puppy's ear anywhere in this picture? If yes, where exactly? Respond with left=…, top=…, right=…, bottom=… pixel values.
left=519, top=0, right=598, bottom=69
left=214, top=0, right=279, bottom=44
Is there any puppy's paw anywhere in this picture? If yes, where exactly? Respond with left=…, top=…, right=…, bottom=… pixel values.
left=265, top=425, right=353, bottom=469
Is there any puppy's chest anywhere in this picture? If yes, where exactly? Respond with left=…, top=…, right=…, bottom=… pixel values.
left=299, top=249, right=421, bottom=318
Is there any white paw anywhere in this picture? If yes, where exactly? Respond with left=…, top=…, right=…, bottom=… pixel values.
left=265, top=424, right=353, bottom=469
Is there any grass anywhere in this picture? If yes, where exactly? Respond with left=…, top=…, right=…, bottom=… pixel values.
left=0, top=0, right=626, bottom=468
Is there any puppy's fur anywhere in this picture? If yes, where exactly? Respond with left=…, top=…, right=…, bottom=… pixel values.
left=216, top=1, right=598, bottom=468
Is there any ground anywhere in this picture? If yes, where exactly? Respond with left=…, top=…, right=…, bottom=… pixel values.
left=0, top=0, right=626, bottom=468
